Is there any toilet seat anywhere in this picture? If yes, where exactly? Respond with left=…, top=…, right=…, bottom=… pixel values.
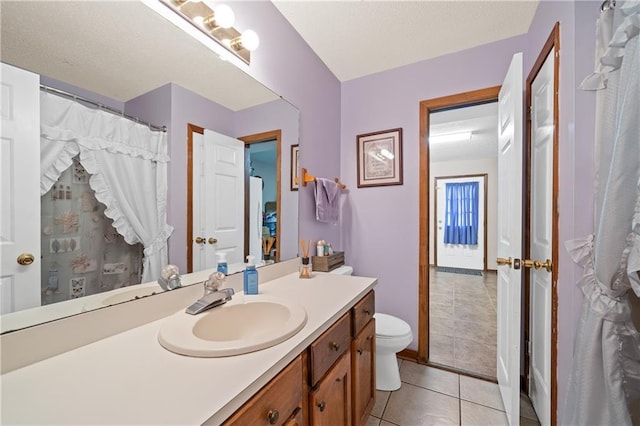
left=374, top=313, right=411, bottom=338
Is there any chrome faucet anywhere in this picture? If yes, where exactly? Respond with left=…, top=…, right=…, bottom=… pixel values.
left=185, top=272, right=234, bottom=315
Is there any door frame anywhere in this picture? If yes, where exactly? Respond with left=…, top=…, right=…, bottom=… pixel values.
left=238, top=130, right=282, bottom=263
left=417, top=86, right=500, bottom=370
left=186, top=123, right=204, bottom=273
left=524, top=22, right=560, bottom=426
left=433, top=173, right=488, bottom=271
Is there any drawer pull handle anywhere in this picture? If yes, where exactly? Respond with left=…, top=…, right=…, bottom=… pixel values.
left=364, top=309, right=371, bottom=315
left=330, top=342, right=340, bottom=351
left=317, top=401, right=326, bottom=412
left=357, top=348, right=363, bottom=355
left=267, top=409, right=280, bottom=424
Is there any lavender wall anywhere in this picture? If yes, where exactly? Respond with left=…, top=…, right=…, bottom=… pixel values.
left=228, top=1, right=342, bottom=247
left=234, top=100, right=300, bottom=261
left=340, top=34, right=529, bottom=351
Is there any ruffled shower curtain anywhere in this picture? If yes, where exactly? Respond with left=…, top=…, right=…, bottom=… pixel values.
left=562, top=2, right=640, bottom=424
left=39, top=92, right=173, bottom=283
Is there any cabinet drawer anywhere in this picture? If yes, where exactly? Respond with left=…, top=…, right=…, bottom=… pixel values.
left=352, top=291, right=375, bottom=336
left=224, top=356, right=303, bottom=426
left=310, top=311, right=351, bottom=386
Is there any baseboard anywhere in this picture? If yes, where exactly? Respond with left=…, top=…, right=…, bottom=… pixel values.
left=397, top=349, right=419, bottom=362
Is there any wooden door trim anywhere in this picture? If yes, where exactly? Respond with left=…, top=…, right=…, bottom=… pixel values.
left=433, top=173, right=489, bottom=271
left=418, top=86, right=500, bottom=363
left=524, top=22, right=560, bottom=426
left=186, top=123, right=204, bottom=273
left=238, top=130, right=282, bottom=263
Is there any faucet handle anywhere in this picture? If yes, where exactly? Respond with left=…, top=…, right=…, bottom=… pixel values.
left=204, top=271, right=226, bottom=294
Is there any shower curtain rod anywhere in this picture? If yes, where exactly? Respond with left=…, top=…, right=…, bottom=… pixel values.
left=40, top=84, right=167, bottom=133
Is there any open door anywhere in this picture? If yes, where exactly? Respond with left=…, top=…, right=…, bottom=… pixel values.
left=496, top=52, right=523, bottom=425
left=0, top=62, right=41, bottom=314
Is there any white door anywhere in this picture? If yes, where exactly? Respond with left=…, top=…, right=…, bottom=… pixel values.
left=496, top=52, right=523, bottom=426
left=192, top=129, right=245, bottom=271
left=528, top=50, right=554, bottom=426
left=249, top=176, right=263, bottom=263
left=436, top=175, right=485, bottom=270
left=0, top=63, right=41, bottom=313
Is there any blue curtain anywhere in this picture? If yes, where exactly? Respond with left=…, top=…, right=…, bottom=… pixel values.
left=444, top=181, right=479, bottom=245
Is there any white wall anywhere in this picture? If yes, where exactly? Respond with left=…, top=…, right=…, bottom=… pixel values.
left=429, top=157, right=498, bottom=270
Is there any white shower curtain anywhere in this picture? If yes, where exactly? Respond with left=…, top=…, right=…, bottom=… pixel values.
left=39, top=92, right=173, bottom=283
left=563, top=1, right=640, bottom=424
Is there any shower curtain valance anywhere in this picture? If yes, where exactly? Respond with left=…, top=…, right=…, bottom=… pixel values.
left=39, top=91, right=173, bottom=282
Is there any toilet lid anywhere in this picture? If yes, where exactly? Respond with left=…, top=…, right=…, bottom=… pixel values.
left=374, top=313, right=411, bottom=338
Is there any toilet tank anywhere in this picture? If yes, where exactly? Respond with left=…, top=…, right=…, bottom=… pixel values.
left=329, top=265, right=353, bottom=276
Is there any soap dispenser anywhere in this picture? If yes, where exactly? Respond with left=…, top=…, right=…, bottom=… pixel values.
left=244, top=255, right=259, bottom=295
left=216, top=252, right=228, bottom=275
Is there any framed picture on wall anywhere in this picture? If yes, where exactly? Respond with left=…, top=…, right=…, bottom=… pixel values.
left=290, top=144, right=300, bottom=191
left=356, top=128, right=403, bottom=188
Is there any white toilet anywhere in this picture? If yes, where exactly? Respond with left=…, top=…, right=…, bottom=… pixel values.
left=373, top=313, right=413, bottom=391
left=329, top=266, right=413, bottom=391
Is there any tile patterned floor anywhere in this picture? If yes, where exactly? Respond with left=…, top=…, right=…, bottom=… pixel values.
left=368, top=360, right=541, bottom=426
left=429, top=268, right=498, bottom=378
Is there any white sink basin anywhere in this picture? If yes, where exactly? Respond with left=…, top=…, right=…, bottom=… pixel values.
left=158, top=295, right=308, bottom=357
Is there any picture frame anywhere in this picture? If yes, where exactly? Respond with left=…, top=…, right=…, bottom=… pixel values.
left=356, top=128, right=403, bottom=188
left=290, top=144, right=300, bottom=191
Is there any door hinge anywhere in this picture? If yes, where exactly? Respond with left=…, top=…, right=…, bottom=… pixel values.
left=527, top=105, right=532, bottom=121
left=527, top=340, right=532, bottom=356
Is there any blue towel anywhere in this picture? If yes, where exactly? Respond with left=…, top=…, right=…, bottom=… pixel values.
left=314, top=178, right=340, bottom=223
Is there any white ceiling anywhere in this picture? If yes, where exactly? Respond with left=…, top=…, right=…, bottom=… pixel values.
left=273, top=0, right=539, bottom=82
left=0, top=1, right=278, bottom=111
left=430, top=102, right=499, bottom=162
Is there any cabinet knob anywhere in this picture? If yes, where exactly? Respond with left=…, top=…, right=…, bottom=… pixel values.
left=364, top=309, right=371, bottom=316
left=317, top=401, right=326, bottom=412
left=267, top=409, right=279, bottom=425
left=330, top=342, right=340, bottom=351
left=357, top=348, right=363, bottom=355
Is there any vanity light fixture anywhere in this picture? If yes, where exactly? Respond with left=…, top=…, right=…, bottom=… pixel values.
left=154, top=0, right=259, bottom=64
left=429, top=131, right=473, bottom=144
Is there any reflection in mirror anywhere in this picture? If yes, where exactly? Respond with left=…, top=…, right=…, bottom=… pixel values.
left=428, top=101, right=499, bottom=378
left=0, top=1, right=299, bottom=333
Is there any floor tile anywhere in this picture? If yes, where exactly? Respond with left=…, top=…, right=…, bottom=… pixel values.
left=366, top=415, right=381, bottom=426
left=383, top=383, right=459, bottom=426
left=459, top=375, right=504, bottom=411
left=460, top=400, right=508, bottom=426
left=520, top=393, right=540, bottom=421
left=428, top=333, right=455, bottom=366
left=371, top=390, right=390, bottom=418
left=520, top=416, right=542, bottom=425
left=399, top=361, right=460, bottom=397
left=454, top=318, right=496, bottom=343
left=430, top=316, right=455, bottom=337
left=380, top=421, right=399, bottom=426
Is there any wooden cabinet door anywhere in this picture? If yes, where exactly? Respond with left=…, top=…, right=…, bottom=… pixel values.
left=352, top=319, right=376, bottom=426
left=310, top=352, right=351, bottom=425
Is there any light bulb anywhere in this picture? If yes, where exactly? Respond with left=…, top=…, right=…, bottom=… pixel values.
left=213, top=4, right=235, bottom=29
left=193, top=15, right=205, bottom=26
left=240, top=29, right=259, bottom=51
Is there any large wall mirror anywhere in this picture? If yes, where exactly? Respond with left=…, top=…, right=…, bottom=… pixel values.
left=0, top=1, right=299, bottom=333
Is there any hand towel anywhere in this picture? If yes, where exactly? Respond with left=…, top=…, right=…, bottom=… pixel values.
left=314, top=178, right=340, bottom=223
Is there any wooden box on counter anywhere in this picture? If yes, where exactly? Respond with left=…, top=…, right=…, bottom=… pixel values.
left=312, top=251, right=345, bottom=272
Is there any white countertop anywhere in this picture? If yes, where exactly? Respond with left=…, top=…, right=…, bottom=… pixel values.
left=0, top=272, right=376, bottom=425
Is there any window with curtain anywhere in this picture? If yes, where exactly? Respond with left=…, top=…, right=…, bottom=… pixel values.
left=444, top=181, right=479, bottom=245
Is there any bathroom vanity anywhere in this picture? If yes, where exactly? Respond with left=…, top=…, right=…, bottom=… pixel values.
left=0, top=266, right=376, bottom=425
